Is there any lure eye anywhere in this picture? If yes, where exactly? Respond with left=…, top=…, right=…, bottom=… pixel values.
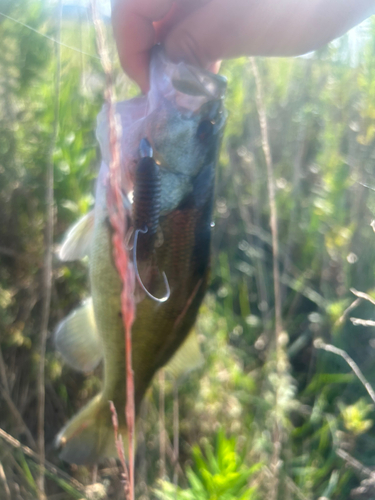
left=197, top=120, right=214, bottom=141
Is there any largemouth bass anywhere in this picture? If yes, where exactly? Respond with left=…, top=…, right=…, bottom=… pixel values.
left=54, top=49, right=226, bottom=465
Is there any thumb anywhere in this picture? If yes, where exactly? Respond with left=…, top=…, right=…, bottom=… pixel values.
left=163, top=0, right=231, bottom=69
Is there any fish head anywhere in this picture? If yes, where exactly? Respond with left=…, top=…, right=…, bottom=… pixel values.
left=146, top=96, right=226, bottom=171
left=142, top=49, right=227, bottom=211
left=96, top=48, right=227, bottom=214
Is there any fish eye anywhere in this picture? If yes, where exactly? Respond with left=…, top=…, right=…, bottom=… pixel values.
left=197, top=120, right=214, bottom=141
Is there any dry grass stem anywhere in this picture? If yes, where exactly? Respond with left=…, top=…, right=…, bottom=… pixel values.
left=280, top=274, right=326, bottom=309
left=251, top=57, right=283, bottom=500
left=0, top=347, right=10, bottom=394
left=91, top=464, right=98, bottom=484
left=149, top=400, right=184, bottom=477
left=166, top=442, right=184, bottom=479
left=350, top=288, right=375, bottom=306
left=232, top=167, right=269, bottom=329
left=0, top=460, right=11, bottom=500
left=109, top=401, right=130, bottom=498
left=36, top=3, right=61, bottom=497
left=0, top=428, right=85, bottom=493
left=250, top=57, right=282, bottom=340
left=91, top=3, right=135, bottom=498
left=285, top=476, right=310, bottom=500
left=350, top=318, right=375, bottom=327
left=336, top=448, right=375, bottom=480
left=0, top=347, right=37, bottom=450
left=0, top=385, right=37, bottom=450
left=159, top=370, right=166, bottom=479
left=314, top=339, right=375, bottom=404
left=336, top=298, right=362, bottom=326
left=173, top=381, right=179, bottom=487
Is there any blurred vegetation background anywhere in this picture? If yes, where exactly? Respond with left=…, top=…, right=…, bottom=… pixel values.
left=2, top=1, right=375, bottom=499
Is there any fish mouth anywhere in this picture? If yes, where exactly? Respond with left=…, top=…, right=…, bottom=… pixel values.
left=150, top=44, right=226, bottom=101
left=149, top=45, right=227, bottom=115
left=171, top=63, right=227, bottom=100
left=170, top=60, right=226, bottom=115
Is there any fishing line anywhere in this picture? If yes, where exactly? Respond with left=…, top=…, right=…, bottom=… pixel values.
left=0, top=11, right=101, bottom=60
left=358, top=181, right=375, bottom=192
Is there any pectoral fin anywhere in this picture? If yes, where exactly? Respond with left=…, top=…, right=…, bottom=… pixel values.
left=55, top=298, right=102, bottom=372
left=164, top=330, right=203, bottom=380
left=59, top=211, right=95, bottom=261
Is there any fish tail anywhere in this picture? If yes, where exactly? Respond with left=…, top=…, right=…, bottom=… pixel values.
left=55, top=394, right=127, bottom=465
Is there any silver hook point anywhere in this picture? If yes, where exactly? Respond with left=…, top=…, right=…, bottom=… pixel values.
left=133, top=228, right=170, bottom=303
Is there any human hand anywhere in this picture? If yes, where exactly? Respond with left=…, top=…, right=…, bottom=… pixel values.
left=112, top=0, right=375, bottom=93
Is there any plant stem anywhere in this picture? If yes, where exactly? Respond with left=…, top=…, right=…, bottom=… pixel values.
left=315, top=339, right=375, bottom=404
left=0, top=460, right=11, bottom=500
left=91, top=3, right=135, bottom=498
left=251, top=57, right=283, bottom=500
left=159, top=370, right=166, bottom=479
left=36, top=3, right=61, bottom=498
left=0, top=428, right=85, bottom=493
left=173, top=381, right=179, bottom=489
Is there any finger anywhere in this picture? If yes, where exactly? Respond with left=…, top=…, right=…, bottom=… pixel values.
left=164, top=0, right=375, bottom=65
left=164, top=0, right=323, bottom=66
left=154, top=0, right=211, bottom=42
left=207, top=60, right=222, bottom=74
left=163, top=0, right=241, bottom=68
left=112, top=0, right=174, bottom=92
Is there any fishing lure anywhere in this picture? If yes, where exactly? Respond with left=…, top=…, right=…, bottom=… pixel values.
left=132, top=138, right=170, bottom=303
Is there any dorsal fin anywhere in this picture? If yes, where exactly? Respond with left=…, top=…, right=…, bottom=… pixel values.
left=55, top=298, right=102, bottom=372
left=59, top=211, right=95, bottom=261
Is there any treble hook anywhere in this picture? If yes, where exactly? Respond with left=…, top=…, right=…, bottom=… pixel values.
left=133, top=227, right=170, bottom=303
